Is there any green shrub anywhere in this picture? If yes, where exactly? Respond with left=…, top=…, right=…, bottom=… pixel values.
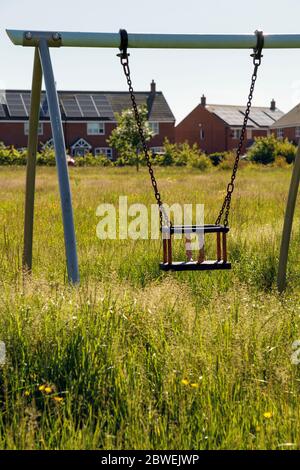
left=76, top=153, right=112, bottom=167
left=276, top=138, right=296, bottom=164
left=37, top=147, right=56, bottom=166
left=247, top=135, right=296, bottom=165
left=188, top=153, right=212, bottom=171
left=208, top=152, right=227, bottom=166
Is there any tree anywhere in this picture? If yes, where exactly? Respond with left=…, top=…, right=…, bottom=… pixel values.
left=107, top=106, right=153, bottom=171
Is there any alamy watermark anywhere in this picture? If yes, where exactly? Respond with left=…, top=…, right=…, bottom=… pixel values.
left=96, top=196, right=205, bottom=250
left=291, top=340, right=300, bottom=365
left=0, top=341, right=6, bottom=365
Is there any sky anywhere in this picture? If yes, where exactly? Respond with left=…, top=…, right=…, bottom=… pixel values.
left=1, top=0, right=300, bottom=123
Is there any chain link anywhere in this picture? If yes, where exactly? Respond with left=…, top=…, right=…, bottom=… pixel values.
left=215, top=32, right=263, bottom=227
left=119, top=55, right=168, bottom=229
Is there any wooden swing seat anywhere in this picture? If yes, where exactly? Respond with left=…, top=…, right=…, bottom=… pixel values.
left=160, top=224, right=231, bottom=271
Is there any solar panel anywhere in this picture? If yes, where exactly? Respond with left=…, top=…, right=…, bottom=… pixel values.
left=76, top=94, right=98, bottom=117
left=40, top=93, right=50, bottom=117
left=60, top=95, right=82, bottom=117
left=264, top=109, right=284, bottom=121
left=21, top=93, right=31, bottom=115
left=213, top=107, right=245, bottom=126
left=6, top=92, right=28, bottom=117
left=92, top=95, right=114, bottom=118
left=247, top=109, right=274, bottom=127
left=0, top=91, right=6, bottom=117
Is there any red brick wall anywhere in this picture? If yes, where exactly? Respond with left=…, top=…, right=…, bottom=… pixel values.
left=175, top=105, right=272, bottom=153
left=0, top=120, right=175, bottom=155
left=271, top=127, right=299, bottom=143
left=175, top=105, right=227, bottom=153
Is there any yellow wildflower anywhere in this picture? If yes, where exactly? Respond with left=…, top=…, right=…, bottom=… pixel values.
left=181, top=379, right=189, bottom=386
left=24, top=391, right=30, bottom=396
left=53, top=396, right=64, bottom=403
left=263, top=411, right=273, bottom=419
left=44, top=386, right=52, bottom=394
left=39, top=385, right=45, bottom=392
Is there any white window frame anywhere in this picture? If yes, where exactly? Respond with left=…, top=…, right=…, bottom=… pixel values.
left=94, top=147, right=113, bottom=159
left=87, top=121, right=105, bottom=135
left=295, top=127, right=300, bottom=138
left=71, top=138, right=92, bottom=157
left=149, top=121, right=159, bottom=136
left=24, top=122, right=43, bottom=135
left=232, top=128, right=242, bottom=140
left=277, top=128, right=284, bottom=139
left=247, top=129, right=252, bottom=139
left=151, top=146, right=165, bottom=155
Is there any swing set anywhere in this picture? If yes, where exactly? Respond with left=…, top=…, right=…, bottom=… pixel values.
left=5, top=28, right=300, bottom=291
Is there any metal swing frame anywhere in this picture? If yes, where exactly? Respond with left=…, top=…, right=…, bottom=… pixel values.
left=6, top=29, right=300, bottom=290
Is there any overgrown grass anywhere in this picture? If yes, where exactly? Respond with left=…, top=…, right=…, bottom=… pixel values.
left=0, top=165, right=299, bottom=449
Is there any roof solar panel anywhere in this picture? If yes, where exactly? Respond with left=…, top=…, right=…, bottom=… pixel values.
left=6, top=93, right=28, bottom=117
left=264, top=109, right=284, bottom=121
left=21, top=93, right=31, bottom=115
left=60, top=95, right=82, bottom=117
left=92, top=95, right=114, bottom=118
left=76, top=94, right=98, bottom=117
left=40, top=93, right=50, bottom=117
left=213, top=107, right=245, bottom=126
left=246, top=109, right=274, bottom=127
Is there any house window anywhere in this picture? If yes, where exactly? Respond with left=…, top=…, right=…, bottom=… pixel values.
left=24, top=122, right=43, bottom=135
left=87, top=122, right=105, bottom=135
left=149, top=122, right=159, bottom=135
left=232, top=128, right=242, bottom=139
left=295, top=127, right=300, bottom=138
left=200, top=129, right=205, bottom=140
left=95, top=147, right=113, bottom=159
left=71, top=138, right=92, bottom=157
left=277, top=128, right=284, bottom=139
left=247, top=129, right=252, bottom=139
left=151, top=147, right=165, bottom=155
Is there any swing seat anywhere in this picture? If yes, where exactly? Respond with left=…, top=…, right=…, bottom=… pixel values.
left=159, top=224, right=231, bottom=271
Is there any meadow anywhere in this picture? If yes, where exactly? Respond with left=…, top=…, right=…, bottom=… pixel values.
left=0, top=165, right=299, bottom=450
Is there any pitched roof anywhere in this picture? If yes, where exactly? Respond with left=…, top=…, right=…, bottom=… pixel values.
left=270, top=103, right=300, bottom=128
left=206, top=104, right=284, bottom=128
left=0, top=89, right=175, bottom=122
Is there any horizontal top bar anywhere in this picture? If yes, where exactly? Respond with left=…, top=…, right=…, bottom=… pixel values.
left=6, top=29, right=300, bottom=49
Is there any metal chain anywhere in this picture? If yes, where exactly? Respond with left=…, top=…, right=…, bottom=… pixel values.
left=215, top=31, right=264, bottom=227
left=118, top=52, right=168, bottom=229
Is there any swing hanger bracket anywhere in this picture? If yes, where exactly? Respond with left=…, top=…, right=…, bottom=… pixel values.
left=251, top=30, right=264, bottom=66
left=117, top=29, right=130, bottom=62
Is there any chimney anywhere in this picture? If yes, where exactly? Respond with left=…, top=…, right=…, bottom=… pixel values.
left=150, top=80, right=156, bottom=94
left=270, top=99, right=276, bottom=111
left=201, top=94, right=206, bottom=107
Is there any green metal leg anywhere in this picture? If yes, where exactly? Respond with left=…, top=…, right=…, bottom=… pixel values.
left=23, top=48, right=43, bottom=272
left=277, top=148, right=300, bottom=292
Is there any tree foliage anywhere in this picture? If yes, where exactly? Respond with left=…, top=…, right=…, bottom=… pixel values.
left=107, top=106, right=153, bottom=169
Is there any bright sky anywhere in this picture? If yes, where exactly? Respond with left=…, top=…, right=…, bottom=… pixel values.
left=1, top=0, right=300, bottom=123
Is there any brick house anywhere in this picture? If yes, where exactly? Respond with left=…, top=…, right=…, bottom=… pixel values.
left=270, top=102, right=300, bottom=144
left=0, top=81, right=175, bottom=158
left=175, top=95, right=284, bottom=153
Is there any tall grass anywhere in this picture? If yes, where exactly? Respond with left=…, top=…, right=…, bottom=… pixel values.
left=0, top=165, right=299, bottom=449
